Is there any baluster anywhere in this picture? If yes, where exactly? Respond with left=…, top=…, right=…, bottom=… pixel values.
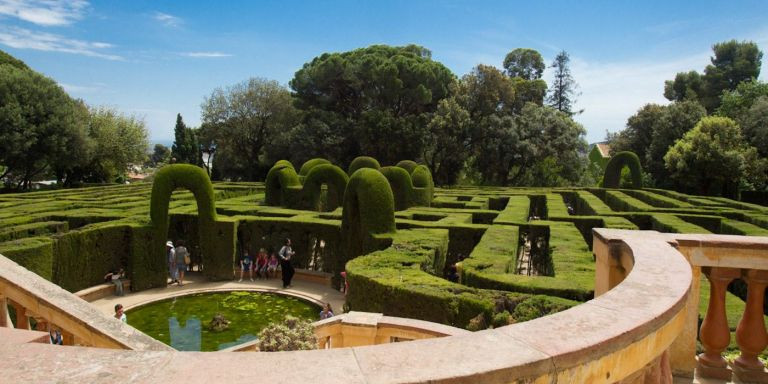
left=733, top=269, right=768, bottom=382
left=697, top=267, right=740, bottom=380
left=0, top=295, right=8, bottom=327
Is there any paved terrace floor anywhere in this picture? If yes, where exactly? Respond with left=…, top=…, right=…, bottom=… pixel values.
left=90, top=272, right=346, bottom=321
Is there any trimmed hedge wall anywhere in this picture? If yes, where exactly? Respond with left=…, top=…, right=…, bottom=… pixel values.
left=345, top=228, right=577, bottom=328
left=603, top=151, right=643, bottom=189
left=302, top=163, right=349, bottom=211
left=298, top=158, right=331, bottom=177
left=0, top=237, right=54, bottom=281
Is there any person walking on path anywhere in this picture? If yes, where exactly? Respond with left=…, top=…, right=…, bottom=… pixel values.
left=278, top=238, right=295, bottom=288
left=175, top=240, right=189, bottom=286
left=166, top=241, right=177, bottom=284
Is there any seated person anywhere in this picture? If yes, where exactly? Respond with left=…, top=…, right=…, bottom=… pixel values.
left=256, top=248, right=268, bottom=278
left=267, top=252, right=279, bottom=278
left=104, top=267, right=126, bottom=296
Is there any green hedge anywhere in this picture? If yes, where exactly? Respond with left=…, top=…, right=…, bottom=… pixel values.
left=302, top=163, right=349, bottom=211
left=341, top=168, right=396, bottom=261
left=298, top=158, right=331, bottom=176
left=150, top=164, right=221, bottom=282
left=264, top=161, right=302, bottom=206
left=346, top=228, right=577, bottom=328
left=0, top=221, right=68, bottom=242
left=395, top=160, right=419, bottom=174
left=603, top=151, right=643, bottom=189
left=53, top=223, right=131, bottom=292
left=0, top=237, right=54, bottom=281
left=347, top=156, right=381, bottom=175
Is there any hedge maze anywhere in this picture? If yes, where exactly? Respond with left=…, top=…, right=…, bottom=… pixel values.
left=2, top=157, right=768, bottom=329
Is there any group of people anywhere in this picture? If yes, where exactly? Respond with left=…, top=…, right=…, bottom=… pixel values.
left=240, top=238, right=296, bottom=288
left=166, top=240, right=190, bottom=286
left=239, top=248, right=279, bottom=281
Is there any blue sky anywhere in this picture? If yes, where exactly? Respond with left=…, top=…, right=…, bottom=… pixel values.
left=1, top=0, right=767, bottom=144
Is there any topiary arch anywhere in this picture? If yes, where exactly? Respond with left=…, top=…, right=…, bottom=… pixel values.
left=341, top=168, right=396, bottom=262
left=298, top=158, right=331, bottom=177
left=265, top=160, right=302, bottom=206
left=347, top=156, right=381, bottom=176
left=603, top=151, right=643, bottom=189
left=149, top=164, right=221, bottom=282
left=302, top=164, right=349, bottom=211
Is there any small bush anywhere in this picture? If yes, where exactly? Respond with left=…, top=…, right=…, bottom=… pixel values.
left=257, top=315, right=317, bottom=352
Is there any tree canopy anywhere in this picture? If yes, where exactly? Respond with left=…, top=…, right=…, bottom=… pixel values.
left=546, top=50, right=580, bottom=116
left=665, top=40, right=762, bottom=112
left=664, top=116, right=764, bottom=197
left=290, top=44, right=456, bottom=166
left=171, top=114, right=201, bottom=166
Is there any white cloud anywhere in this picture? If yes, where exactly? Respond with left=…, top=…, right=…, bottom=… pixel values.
left=153, top=11, right=181, bottom=27
left=0, top=0, right=88, bottom=26
left=180, top=51, right=233, bottom=58
left=566, top=52, right=710, bottom=142
left=0, top=26, right=122, bottom=60
left=59, top=82, right=106, bottom=94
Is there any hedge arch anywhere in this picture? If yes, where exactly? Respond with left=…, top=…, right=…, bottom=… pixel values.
left=395, top=160, right=419, bottom=174
left=348, top=156, right=381, bottom=176
left=265, top=160, right=302, bottom=206
left=603, top=151, right=643, bottom=189
left=411, top=165, right=435, bottom=207
left=149, top=164, right=218, bottom=282
left=341, top=168, right=396, bottom=262
left=298, top=158, right=331, bottom=177
left=302, top=164, right=349, bottom=211
left=379, top=166, right=412, bottom=211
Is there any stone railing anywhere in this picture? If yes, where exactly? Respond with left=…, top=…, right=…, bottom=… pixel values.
left=672, top=233, right=768, bottom=383
left=0, top=228, right=695, bottom=383
left=313, top=311, right=471, bottom=348
left=0, top=255, right=170, bottom=350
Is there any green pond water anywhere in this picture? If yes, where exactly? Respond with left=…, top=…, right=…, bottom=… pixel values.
left=126, top=291, right=320, bottom=351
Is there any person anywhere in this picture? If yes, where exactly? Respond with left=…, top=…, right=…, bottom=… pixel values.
left=319, top=302, right=334, bottom=319
left=340, top=271, right=349, bottom=296
left=278, top=238, right=295, bottom=288
left=114, top=304, right=126, bottom=323
left=166, top=240, right=177, bottom=284
left=239, top=250, right=253, bottom=282
left=104, top=267, right=125, bottom=296
left=175, top=240, right=189, bottom=286
left=49, top=328, right=63, bottom=345
left=256, top=248, right=268, bottom=279
left=446, top=264, right=459, bottom=283
left=267, top=252, right=279, bottom=278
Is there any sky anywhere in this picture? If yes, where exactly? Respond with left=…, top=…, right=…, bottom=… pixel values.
left=1, top=0, right=767, bottom=145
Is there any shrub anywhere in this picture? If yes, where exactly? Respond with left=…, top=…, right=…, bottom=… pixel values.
left=257, top=315, right=317, bottom=352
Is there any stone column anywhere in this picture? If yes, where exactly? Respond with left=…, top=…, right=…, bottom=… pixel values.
left=733, top=269, right=768, bottom=382
left=0, top=295, right=9, bottom=327
left=697, top=266, right=740, bottom=380
left=8, top=300, right=30, bottom=330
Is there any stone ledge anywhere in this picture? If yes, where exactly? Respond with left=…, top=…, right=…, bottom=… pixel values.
left=75, top=280, right=132, bottom=302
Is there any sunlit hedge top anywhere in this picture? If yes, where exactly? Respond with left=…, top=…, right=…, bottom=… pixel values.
left=348, top=156, right=381, bottom=176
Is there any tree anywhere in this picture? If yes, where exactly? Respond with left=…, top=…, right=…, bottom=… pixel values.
left=503, top=48, right=545, bottom=80
left=149, top=144, right=171, bottom=167
left=664, top=40, right=762, bottom=112
left=546, top=50, right=580, bottom=116
left=423, top=97, right=471, bottom=185
left=80, top=107, right=149, bottom=183
left=171, top=114, right=201, bottom=166
left=290, top=44, right=455, bottom=166
left=0, top=60, right=86, bottom=189
left=664, top=116, right=763, bottom=197
left=609, top=104, right=666, bottom=169
left=646, top=101, right=707, bottom=185
left=664, top=71, right=704, bottom=102
left=201, top=78, right=298, bottom=181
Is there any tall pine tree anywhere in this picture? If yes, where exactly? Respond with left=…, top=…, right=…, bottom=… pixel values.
left=171, top=114, right=201, bottom=166
left=547, top=50, right=581, bottom=116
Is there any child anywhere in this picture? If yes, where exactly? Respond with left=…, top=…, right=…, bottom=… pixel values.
left=114, top=304, right=126, bottom=323
left=319, top=302, right=334, bottom=319
left=267, top=252, right=278, bottom=279
left=239, top=250, right=253, bottom=282
left=256, top=248, right=268, bottom=278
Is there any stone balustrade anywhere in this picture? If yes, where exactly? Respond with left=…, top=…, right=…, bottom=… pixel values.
left=672, top=234, right=768, bottom=383
left=0, top=228, right=699, bottom=382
